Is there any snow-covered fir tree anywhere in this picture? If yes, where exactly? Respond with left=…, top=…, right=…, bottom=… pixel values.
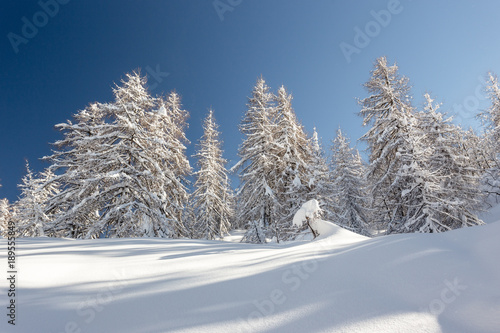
left=44, top=102, right=106, bottom=237
left=389, top=135, right=441, bottom=234
left=412, top=94, right=484, bottom=231
left=46, top=71, right=191, bottom=238
left=482, top=72, right=500, bottom=151
left=272, top=86, right=314, bottom=241
left=0, top=189, right=12, bottom=237
left=233, top=77, right=278, bottom=243
left=357, top=59, right=471, bottom=233
left=234, top=80, right=316, bottom=243
left=191, top=109, right=233, bottom=240
left=390, top=95, right=452, bottom=233
left=143, top=92, right=192, bottom=236
left=359, top=56, right=417, bottom=232
left=330, top=129, right=371, bottom=236
left=0, top=199, right=8, bottom=236
left=14, top=162, right=59, bottom=237
left=458, top=127, right=496, bottom=208
left=460, top=128, right=493, bottom=173
left=306, top=127, right=332, bottom=218
left=479, top=73, right=500, bottom=198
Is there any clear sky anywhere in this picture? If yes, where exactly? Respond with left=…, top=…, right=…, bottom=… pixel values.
left=1, top=0, right=500, bottom=202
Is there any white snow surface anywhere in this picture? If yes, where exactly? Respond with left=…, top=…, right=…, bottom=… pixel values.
left=2, top=221, right=500, bottom=333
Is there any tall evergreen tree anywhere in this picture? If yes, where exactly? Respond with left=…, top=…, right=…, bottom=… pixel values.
left=483, top=72, right=500, bottom=152
left=272, top=86, right=313, bottom=241
left=0, top=183, right=12, bottom=237
left=405, top=93, right=484, bottom=232
left=307, top=127, right=332, bottom=217
left=0, top=199, right=9, bottom=237
left=330, top=129, right=371, bottom=235
left=234, top=81, right=316, bottom=242
left=479, top=73, right=500, bottom=197
left=46, top=71, right=190, bottom=238
left=44, top=102, right=105, bottom=237
left=144, top=92, right=192, bottom=236
left=457, top=126, right=494, bottom=175
left=357, top=59, right=474, bottom=233
left=391, top=105, right=444, bottom=234
left=192, top=109, right=233, bottom=240
left=14, top=163, right=58, bottom=237
left=359, top=56, right=416, bottom=232
left=233, top=77, right=277, bottom=243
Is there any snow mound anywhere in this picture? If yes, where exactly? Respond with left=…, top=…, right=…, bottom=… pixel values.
left=313, top=219, right=369, bottom=245
left=314, top=219, right=337, bottom=237
left=292, top=199, right=367, bottom=243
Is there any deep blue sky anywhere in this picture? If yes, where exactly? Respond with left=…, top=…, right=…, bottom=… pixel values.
left=1, top=0, right=500, bottom=202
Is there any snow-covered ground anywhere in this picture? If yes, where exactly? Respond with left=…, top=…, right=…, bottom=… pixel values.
left=2, top=220, right=500, bottom=333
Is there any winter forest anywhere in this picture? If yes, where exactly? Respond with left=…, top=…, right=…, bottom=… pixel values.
left=2, top=56, right=500, bottom=242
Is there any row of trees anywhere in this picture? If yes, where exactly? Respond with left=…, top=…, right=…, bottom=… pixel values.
left=233, top=78, right=374, bottom=241
left=1, top=57, right=500, bottom=242
left=0, top=72, right=233, bottom=240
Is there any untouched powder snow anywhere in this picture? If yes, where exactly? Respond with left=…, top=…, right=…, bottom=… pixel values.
left=2, top=221, right=500, bottom=333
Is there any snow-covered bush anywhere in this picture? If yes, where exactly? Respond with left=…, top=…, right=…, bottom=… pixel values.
left=293, top=199, right=322, bottom=238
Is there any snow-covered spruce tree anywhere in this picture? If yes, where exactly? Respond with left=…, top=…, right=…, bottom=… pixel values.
left=330, top=129, right=371, bottom=236
left=102, top=76, right=190, bottom=238
left=272, top=86, right=314, bottom=241
left=391, top=96, right=455, bottom=234
left=0, top=192, right=12, bottom=237
left=482, top=72, right=500, bottom=151
left=479, top=73, right=500, bottom=198
left=359, top=56, right=417, bottom=232
left=14, top=162, right=59, bottom=237
left=389, top=131, right=443, bottom=234
left=460, top=127, right=495, bottom=175
left=413, top=94, right=484, bottom=231
left=46, top=72, right=190, bottom=238
left=164, top=91, right=190, bottom=146
left=191, top=109, right=233, bottom=240
left=307, top=127, right=332, bottom=219
left=142, top=92, right=192, bottom=237
left=358, top=58, right=455, bottom=234
left=44, top=102, right=106, bottom=237
left=233, top=77, right=277, bottom=243
left=459, top=128, right=497, bottom=208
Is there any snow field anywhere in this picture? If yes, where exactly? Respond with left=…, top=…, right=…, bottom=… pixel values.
left=1, top=220, right=499, bottom=332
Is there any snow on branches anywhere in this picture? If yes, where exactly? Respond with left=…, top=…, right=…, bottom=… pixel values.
left=8, top=63, right=497, bottom=240
left=235, top=79, right=316, bottom=243
left=45, top=71, right=191, bottom=238
left=191, top=109, right=234, bottom=240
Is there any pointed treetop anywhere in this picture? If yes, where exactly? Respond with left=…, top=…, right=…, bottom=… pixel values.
left=311, top=127, right=320, bottom=152
left=113, top=71, right=150, bottom=104
left=206, top=108, right=215, bottom=124
left=423, top=93, right=442, bottom=114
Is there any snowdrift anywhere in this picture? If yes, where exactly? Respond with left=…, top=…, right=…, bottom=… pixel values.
left=2, top=221, right=500, bottom=333
left=291, top=199, right=366, bottom=243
